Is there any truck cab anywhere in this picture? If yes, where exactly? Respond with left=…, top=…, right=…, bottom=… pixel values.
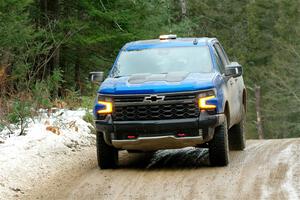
left=91, top=35, right=246, bottom=169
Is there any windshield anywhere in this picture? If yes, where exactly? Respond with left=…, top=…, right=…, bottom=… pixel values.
left=110, top=46, right=213, bottom=77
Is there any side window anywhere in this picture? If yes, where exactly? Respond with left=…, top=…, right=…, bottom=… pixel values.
left=217, top=43, right=230, bottom=64
left=212, top=47, right=225, bottom=74
left=214, top=43, right=229, bottom=66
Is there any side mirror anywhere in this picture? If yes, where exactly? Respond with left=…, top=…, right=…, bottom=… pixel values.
left=90, top=71, right=104, bottom=84
left=225, top=62, right=243, bottom=78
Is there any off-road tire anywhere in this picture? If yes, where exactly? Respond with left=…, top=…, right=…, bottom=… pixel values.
left=209, top=117, right=229, bottom=166
left=96, top=132, right=118, bottom=169
left=228, top=108, right=246, bottom=150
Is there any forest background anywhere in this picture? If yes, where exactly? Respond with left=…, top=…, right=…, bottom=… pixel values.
left=0, top=0, right=299, bottom=138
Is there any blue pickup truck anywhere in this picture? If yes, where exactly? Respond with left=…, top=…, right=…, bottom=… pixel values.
left=91, top=35, right=246, bottom=169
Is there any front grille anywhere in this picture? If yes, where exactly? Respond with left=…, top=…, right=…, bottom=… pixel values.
left=114, top=96, right=144, bottom=103
left=113, top=93, right=196, bottom=103
left=112, top=92, right=200, bottom=121
left=164, top=94, right=196, bottom=101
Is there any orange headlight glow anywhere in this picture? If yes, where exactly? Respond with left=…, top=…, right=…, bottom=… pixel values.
left=198, top=95, right=217, bottom=110
left=97, top=101, right=113, bottom=114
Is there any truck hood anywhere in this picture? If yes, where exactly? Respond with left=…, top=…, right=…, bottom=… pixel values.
left=98, top=72, right=216, bottom=94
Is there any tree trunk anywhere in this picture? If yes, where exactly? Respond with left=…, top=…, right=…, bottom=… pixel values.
left=38, top=0, right=60, bottom=77
left=255, top=85, right=264, bottom=139
left=180, top=0, right=187, bottom=18
left=0, top=51, right=12, bottom=95
left=39, top=0, right=47, bottom=26
left=74, top=50, right=81, bottom=94
left=52, top=0, right=60, bottom=70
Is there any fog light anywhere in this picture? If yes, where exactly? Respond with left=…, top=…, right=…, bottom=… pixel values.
left=177, top=133, right=188, bottom=137
left=127, top=135, right=136, bottom=139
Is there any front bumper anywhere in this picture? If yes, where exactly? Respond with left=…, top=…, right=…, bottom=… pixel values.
left=112, top=136, right=204, bottom=151
left=95, top=113, right=225, bottom=151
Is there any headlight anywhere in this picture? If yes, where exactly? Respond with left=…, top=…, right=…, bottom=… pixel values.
left=97, top=101, right=113, bottom=114
left=96, top=96, right=113, bottom=114
left=198, top=90, right=217, bottom=110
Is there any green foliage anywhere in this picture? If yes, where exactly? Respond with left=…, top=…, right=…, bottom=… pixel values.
left=80, top=96, right=95, bottom=109
left=30, top=69, right=62, bottom=108
left=47, top=68, right=64, bottom=97
left=63, top=88, right=81, bottom=109
left=83, top=111, right=94, bottom=125
left=6, top=100, right=31, bottom=124
left=5, top=99, right=32, bottom=135
left=0, top=124, right=4, bottom=132
left=32, top=81, right=52, bottom=109
left=83, top=110, right=96, bottom=134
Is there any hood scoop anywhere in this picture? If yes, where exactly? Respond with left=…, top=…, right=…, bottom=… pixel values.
left=128, top=72, right=189, bottom=84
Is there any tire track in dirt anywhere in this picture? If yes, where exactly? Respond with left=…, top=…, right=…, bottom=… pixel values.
left=27, top=139, right=300, bottom=200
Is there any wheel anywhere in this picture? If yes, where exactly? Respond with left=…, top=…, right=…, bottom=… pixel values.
left=209, top=116, right=229, bottom=166
left=96, top=132, right=118, bottom=169
left=228, top=108, right=246, bottom=150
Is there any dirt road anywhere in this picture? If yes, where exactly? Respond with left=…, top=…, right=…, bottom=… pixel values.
left=26, top=139, right=300, bottom=200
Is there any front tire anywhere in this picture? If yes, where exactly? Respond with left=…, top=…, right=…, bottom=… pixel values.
left=209, top=117, right=229, bottom=166
left=228, top=108, right=246, bottom=150
left=96, top=132, right=118, bottom=169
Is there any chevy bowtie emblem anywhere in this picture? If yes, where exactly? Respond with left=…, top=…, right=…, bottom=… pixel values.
left=144, top=95, right=165, bottom=102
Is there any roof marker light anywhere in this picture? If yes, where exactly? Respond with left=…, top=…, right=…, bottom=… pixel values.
left=159, top=34, right=177, bottom=40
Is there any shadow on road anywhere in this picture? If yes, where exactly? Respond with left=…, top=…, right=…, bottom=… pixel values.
left=118, top=147, right=210, bottom=169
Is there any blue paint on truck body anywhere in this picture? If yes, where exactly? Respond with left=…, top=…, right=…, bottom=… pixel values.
left=94, top=37, right=244, bottom=116
left=92, top=36, right=247, bottom=165
left=98, top=73, right=215, bottom=95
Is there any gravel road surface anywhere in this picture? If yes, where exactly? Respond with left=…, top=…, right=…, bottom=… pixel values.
left=15, top=139, right=300, bottom=200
